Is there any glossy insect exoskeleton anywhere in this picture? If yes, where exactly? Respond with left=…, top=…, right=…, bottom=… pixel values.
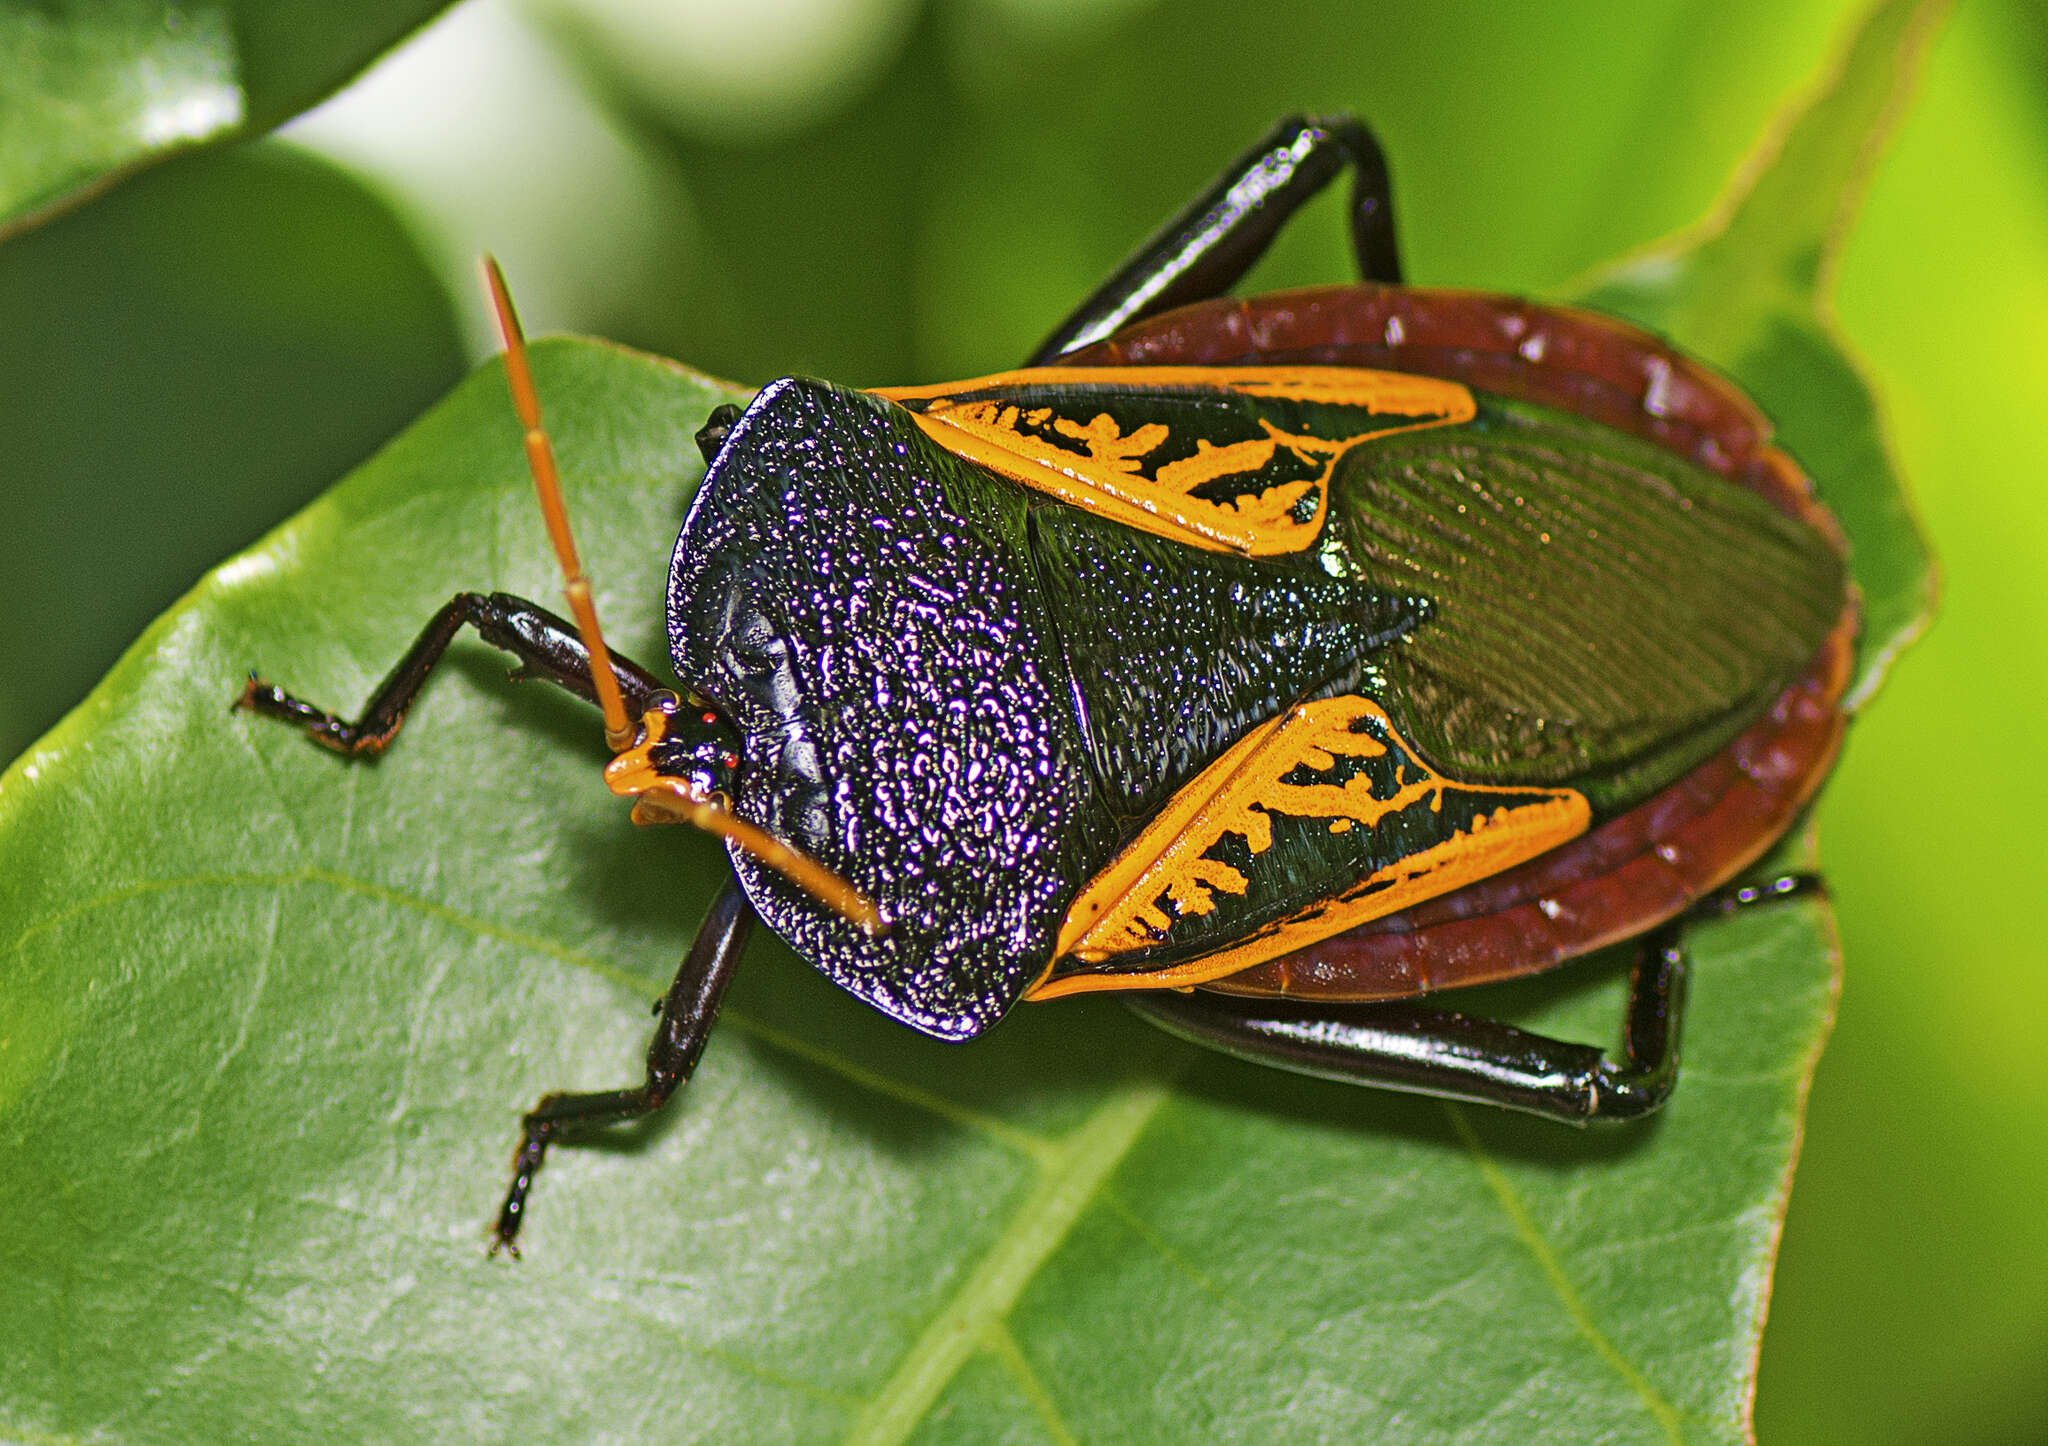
left=239, top=116, right=1854, bottom=1253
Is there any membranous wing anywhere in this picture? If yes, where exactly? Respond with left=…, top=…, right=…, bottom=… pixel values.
left=1328, top=397, right=1850, bottom=807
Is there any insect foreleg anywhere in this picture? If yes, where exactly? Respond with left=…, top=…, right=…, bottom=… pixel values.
left=236, top=591, right=667, bottom=755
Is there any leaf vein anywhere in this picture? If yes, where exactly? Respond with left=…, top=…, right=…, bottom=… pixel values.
left=5, top=868, right=1059, bottom=1155
left=1445, top=1103, right=1686, bottom=1445
left=985, top=1319, right=1079, bottom=1446
left=1098, top=1187, right=1247, bottom=1316
left=841, top=1075, right=1178, bottom=1446
left=719, top=1009, right=1058, bottom=1164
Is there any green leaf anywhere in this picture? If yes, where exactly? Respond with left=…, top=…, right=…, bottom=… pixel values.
left=1575, top=0, right=1945, bottom=709
left=0, top=5, right=1937, bottom=1445
left=0, top=0, right=451, bottom=237
left=0, top=341, right=1837, bottom=1445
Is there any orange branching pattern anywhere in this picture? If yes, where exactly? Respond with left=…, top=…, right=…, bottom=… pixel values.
left=1029, top=696, right=1588, bottom=1000
left=874, top=365, right=1474, bottom=557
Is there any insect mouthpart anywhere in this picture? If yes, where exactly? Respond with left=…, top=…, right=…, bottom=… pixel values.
left=603, top=693, right=741, bottom=808
left=603, top=694, right=883, bottom=936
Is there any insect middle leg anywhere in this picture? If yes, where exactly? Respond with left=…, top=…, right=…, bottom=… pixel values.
left=1128, top=876, right=1822, bottom=1124
left=236, top=590, right=668, bottom=754
left=1031, top=112, right=1403, bottom=363
left=493, top=881, right=754, bottom=1255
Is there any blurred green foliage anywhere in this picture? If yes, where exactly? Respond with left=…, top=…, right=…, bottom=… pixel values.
left=0, top=142, right=463, bottom=759
left=1, top=0, right=2042, bottom=1441
left=1769, top=3, right=2048, bottom=1439
left=0, top=0, right=447, bottom=232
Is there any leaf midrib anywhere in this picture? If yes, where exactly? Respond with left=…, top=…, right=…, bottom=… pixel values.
left=841, top=1075, right=1177, bottom=1446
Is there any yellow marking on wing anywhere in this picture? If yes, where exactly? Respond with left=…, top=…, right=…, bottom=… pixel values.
left=873, top=365, right=1474, bottom=557
left=874, top=365, right=1474, bottom=415
left=1026, top=696, right=1588, bottom=1001
left=1052, top=410, right=1167, bottom=471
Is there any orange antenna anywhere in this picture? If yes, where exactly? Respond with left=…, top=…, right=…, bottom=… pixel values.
left=482, top=256, right=635, bottom=752
left=484, top=258, right=884, bottom=936
left=627, top=788, right=884, bottom=936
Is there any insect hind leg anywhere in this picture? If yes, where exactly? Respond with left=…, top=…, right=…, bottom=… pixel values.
left=1127, top=872, right=1825, bottom=1123
left=1128, top=923, right=1687, bottom=1124
left=1030, top=113, right=1403, bottom=364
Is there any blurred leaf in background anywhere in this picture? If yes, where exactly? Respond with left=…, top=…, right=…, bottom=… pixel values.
left=284, top=0, right=701, bottom=355
left=0, top=0, right=451, bottom=235
left=1576, top=0, right=1940, bottom=706
left=1763, top=0, right=2048, bottom=1438
left=1, top=0, right=2043, bottom=1442
left=0, top=141, right=465, bottom=761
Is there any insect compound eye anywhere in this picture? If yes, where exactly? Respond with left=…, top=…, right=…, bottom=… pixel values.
left=696, top=404, right=744, bottom=466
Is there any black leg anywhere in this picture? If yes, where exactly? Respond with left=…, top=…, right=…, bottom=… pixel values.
left=236, top=591, right=668, bottom=754
left=1030, top=113, right=1403, bottom=364
left=1127, top=874, right=1824, bottom=1125
left=493, top=881, right=756, bottom=1255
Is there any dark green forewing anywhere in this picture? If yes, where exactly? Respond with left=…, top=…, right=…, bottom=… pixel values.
left=1333, top=395, right=1848, bottom=813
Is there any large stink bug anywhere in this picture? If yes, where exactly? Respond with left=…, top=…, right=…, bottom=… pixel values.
left=238, top=116, right=1853, bottom=1253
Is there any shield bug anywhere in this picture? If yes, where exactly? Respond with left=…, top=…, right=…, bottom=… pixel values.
left=237, top=115, right=1853, bottom=1253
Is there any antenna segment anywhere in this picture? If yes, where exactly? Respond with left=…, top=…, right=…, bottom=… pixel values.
left=481, top=257, right=885, bottom=936
left=482, top=256, right=635, bottom=752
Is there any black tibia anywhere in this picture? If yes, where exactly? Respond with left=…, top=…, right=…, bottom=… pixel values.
left=1031, top=113, right=1403, bottom=364
left=494, top=881, right=755, bottom=1255
left=1127, top=875, right=1825, bottom=1125
left=1130, top=928, right=1686, bottom=1125
left=236, top=591, right=667, bottom=754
